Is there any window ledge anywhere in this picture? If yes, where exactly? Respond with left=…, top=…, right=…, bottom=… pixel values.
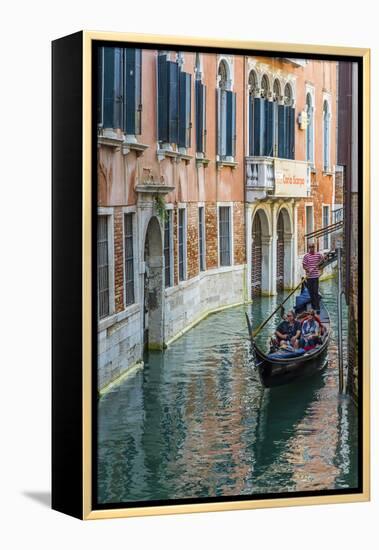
left=216, top=159, right=238, bottom=170
left=157, top=148, right=179, bottom=162
left=322, top=169, right=334, bottom=176
left=122, top=141, right=149, bottom=157
left=178, top=152, right=193, bottom=165
left=196, top=155, right=210, bottom=167
left=97, top=135, right=124, bottom=148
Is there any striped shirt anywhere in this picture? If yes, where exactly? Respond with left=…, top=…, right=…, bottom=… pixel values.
left=303, top=252, right=323, bottom=278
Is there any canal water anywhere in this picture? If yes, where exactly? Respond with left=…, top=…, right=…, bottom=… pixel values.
left=97, top=277, right=359, bottom=504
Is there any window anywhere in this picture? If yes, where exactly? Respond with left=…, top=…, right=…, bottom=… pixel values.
left=262, top=75, right=273, bottom=157
left=323, top=100, right=331, bottom=170
left=248, top=70, right=258, bottom=156
left=323, top=206, right=330, bottom=249
left=98, top=47, right=142, bottom=135
left=195, top=54, right=207, bottom=154
left=164, top=211, right=173, bottom=287
left=124, top=214, right=135, bottom=306
left=306, top=92, right=314, bottom=163
left=248, top=72, right=269, bottom=157
left=306, top=205, right=314, bottom=237
left=97, top=216, right=110, bottom=319
left=199, top=207, right=205, bottom=271
left=178, top=209, right=186, bottom=281
left=219, top=206, right=231, bottom=267
left=157, top=53, right=192, bottom=146
left=281, top=83, right=295, bottom=160
left=273, top=79, right=281, bottom=157
left=217, top=60, right=236, bottom=159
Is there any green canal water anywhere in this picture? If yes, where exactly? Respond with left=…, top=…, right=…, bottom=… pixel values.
left=97, top=277, right=359, bottom=504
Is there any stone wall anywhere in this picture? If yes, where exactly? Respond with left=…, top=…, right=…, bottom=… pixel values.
left=164, top=266, right=245, bottom=343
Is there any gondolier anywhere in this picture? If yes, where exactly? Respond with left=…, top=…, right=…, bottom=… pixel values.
left=302, top=243, right=324, bottom=313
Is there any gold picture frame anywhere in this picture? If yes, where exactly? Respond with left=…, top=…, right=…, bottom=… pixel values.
left=52, top=31, right=370, bottom=520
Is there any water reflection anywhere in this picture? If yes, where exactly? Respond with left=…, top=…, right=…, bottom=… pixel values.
left=97, top=278, right=358, bottom=504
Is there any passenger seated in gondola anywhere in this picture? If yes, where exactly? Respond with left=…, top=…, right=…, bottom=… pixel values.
left=299, top=310, right=321, bottom=350
left=297, top=310, right=325, bottom=335
left=274, top=310, right=302, bottom=350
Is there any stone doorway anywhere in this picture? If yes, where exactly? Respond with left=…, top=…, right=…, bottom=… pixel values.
left=143, top=216, right=164, bottom=350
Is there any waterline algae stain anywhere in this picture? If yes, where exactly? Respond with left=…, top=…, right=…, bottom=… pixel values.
left=98, top=278, right=358, bottom=504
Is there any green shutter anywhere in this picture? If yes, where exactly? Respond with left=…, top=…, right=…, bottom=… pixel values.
left=113, top=47, right=123, bottom=130
left=253, top=98, right=265, bottom=156
left=103, top=47, right=115, bottom=128
left=168, top=61, right=179, bottom=143
left=265, top=100, right=273, bottom=156
left=97, top=47, right=103, bottom=127
left=179, top=72, right=191, bottom=148
left=278, top=104, right=286, bottom=158
left=289, top=107, right=295, bottom=159
left=157, top=54, right=168, bottom=142
left=226, top=90, right=236, bottom=157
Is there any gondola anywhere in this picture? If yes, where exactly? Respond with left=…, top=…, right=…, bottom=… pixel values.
left=246, top=287, right=331, bottom=388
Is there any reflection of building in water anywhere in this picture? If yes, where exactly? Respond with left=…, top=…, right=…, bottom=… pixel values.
left=96, top=48, right=339, bottom=392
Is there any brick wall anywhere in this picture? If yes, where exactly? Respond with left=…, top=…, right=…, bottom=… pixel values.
left=205, top=203, right=218, bottom=269
left=186, top=203, right=200, bottom=279
left=113, top=208, right=124, bottom=313
left=173, top=208, right=179, bottom=286
left=233, top=202, right=246, bottom=265
left=251, top=216, right=262, bottom=297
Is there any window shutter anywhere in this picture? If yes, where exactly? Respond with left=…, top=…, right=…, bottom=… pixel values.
left=135, top=49, right=142, bottom=135
left=195, top=80, right=203, bottom=152
left=179, top=72, right=191, bottom=148
left=216, top=88, right=221, bottom=156
left=265, top=100, right=273, bottom=156
left=97, top=47, right=104, bottom=127
left=226, top=90, right=236, bottom=157
left=123, top=48, right=142, bottom=135
left=103, top=47, right=115, bottom=129
left=248, top=97, right=254, bottom=156
left=124, top=49, right=136, bottom=135
left=168, top=61, right=179, bottom=143
left=202, top=84, right=207, bottom=153
left=232, top=92, right=237, bottom=157
left=289, top=107, right=295, bottom=159
left=278, top=104, right=286, bottom=158
left=113, top=47, right=123, bottom=130
left=325, top=112, right=330, bottom=169
left=253, top=97, right=264, bottom=156
left=157, top=54, right=168, bottom=142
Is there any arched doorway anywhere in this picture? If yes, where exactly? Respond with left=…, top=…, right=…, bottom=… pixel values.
left=251, top=208, right=271, bottom=296
left=143, top=216, right=164, bottom=350
left=276, top=208, right=293, bottom=291
left=251, top=215, right=262, bottom=296
left=276, top=211, right=285, bottom=291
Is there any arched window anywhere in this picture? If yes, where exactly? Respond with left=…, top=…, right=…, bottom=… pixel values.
left=306, top=93, right=314, bottom=163
left=248, top=70, right=258, bottom=156
left=261, top=74, right=270, bottom=98
left=273, top=79, right=281, bottom=157
left=217, top=60, right=236, bottom=159
left=278, top=83, right=295, bottom=159
left=323, top=100, right=330, bottom=170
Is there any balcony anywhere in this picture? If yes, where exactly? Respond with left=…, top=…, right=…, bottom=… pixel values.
left=246, top=156, right=310, bottom=202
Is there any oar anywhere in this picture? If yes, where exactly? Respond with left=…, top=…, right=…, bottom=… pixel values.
left=249, top=278, right=306, bottom=339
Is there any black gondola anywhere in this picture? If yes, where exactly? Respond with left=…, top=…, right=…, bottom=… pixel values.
left=246, top=291, right=331, bottom=388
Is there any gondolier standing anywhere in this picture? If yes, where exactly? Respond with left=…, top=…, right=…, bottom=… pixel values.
left=302, top=242, right=324, bottom=313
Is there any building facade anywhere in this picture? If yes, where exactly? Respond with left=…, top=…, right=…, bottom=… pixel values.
left=97, top=47, right=338, bottom=393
